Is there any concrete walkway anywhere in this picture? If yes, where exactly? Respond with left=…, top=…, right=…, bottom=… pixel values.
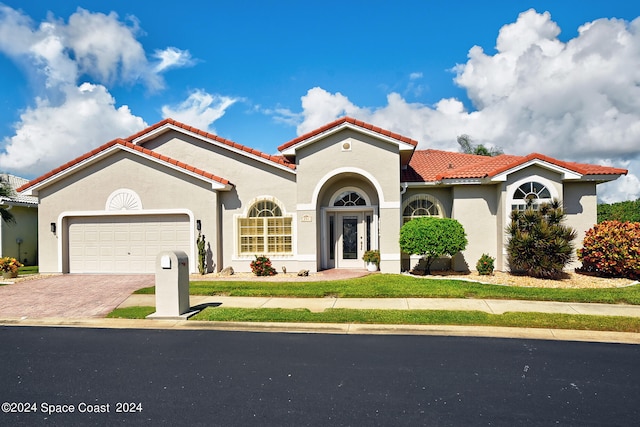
left=119, top=294, right=640, bottom=318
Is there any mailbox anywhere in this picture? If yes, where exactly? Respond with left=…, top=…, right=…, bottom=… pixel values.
left=147, top=250, right=196, bottom=319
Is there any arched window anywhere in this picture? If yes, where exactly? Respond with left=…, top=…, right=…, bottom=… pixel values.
left=402, top=194, right=444, bottom=223
left=333, top=191, right=367, bottom=207
left=511, top=181, right=552, bottom=212
left=239, top=198, right=292, bottom=255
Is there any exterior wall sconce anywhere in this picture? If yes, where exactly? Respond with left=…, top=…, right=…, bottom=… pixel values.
left=196, top=220, right=201, bottom=231
left=50, top=222, right=56, bottom=233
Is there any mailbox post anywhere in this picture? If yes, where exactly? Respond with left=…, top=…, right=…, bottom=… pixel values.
left=147, top=250, right=196, bottom=319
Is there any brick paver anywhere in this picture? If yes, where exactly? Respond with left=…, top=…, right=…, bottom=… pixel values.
left=0, top=275, right=154, bottom=318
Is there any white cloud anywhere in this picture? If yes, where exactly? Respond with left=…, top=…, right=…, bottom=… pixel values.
left=0, top=83, right=146, bottom=174
left=0, top=5, right=195, bottom=177
left=286, top=9, right=640, bottom=202
left=153, top=47, right=195, bottom=73
left=161, top=90, right=238, bottom=133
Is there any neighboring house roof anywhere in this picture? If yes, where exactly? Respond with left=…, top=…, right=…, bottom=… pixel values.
left=128, top=118, right=296, bottom=171
left=403, top=149, right=628, bottom=183
left=0, top=174, right=38, bottom=207
left=17, top=138, right=233, bottom=195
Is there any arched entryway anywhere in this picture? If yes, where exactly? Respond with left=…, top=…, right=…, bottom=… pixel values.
left=318, top=177, right=379, bottom=269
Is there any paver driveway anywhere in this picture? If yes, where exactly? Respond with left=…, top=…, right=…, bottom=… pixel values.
left=0, top=275, right=154, bottom=319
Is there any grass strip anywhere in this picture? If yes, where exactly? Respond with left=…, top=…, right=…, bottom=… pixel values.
left=106, top=306, right=640, bottom=333
left=134, top=274, right=640, bottom=305
left=191, top=307, right=640, bottom=332
left=107, top=306, right=155, bottom=319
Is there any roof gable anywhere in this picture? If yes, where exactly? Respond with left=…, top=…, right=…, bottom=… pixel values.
left=18, top=139, right=233, bottom=196
left=129, top=118, right=295, bottom=172
left=278, top=117, right=418, bottom=165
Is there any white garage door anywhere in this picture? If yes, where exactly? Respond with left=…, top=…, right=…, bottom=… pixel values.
left=68, top=214, right=191, bottom=273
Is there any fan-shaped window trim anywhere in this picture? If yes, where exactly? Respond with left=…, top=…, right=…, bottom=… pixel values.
left=511, top=181, right=553, bottom=212
left=333, top=191, right=367, bottom=207
left=105, top=189, right=142, bottom=211
left=402, top=194, right=444, bottom=223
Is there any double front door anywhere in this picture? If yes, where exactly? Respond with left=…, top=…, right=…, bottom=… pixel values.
left=327, top=211, right=373, bottom=269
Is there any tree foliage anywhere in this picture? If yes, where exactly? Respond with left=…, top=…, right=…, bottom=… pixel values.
left=578, top=221, right=639, bottom=280
left=506, top=200, right=577, bottom=279
left=399, top=217, right=468, bottom=274
left=597, top=198, right=640, bottom=223
left=457, top=134, right=503, bottom=157
left=0, top=177, right=15, bottom=224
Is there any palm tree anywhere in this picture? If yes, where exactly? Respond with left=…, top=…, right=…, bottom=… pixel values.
left=0, top=177, right=15, bottom=224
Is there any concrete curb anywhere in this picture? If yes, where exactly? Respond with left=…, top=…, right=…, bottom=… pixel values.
left=2, top=317, right=639, bottom=345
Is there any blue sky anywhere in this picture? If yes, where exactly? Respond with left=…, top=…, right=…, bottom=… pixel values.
left=0, top=1, right=639, bottom=202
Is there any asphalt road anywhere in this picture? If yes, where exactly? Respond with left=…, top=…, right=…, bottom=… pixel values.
left=1, top=326, right=638, bottom=426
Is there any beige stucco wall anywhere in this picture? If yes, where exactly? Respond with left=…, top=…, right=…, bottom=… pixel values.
left=451, top=185, right=499, bottom=271
left=1, top=205, right=38, bottom=265
left=563, top=181, right=598, bottom=269
left=36, top=151, right=220, bottom=273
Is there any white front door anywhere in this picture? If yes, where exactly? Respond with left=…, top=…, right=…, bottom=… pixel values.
left=336, top=213, right=365, bottom=268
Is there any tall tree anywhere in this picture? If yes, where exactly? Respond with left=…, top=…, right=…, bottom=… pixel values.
left=457, top=134, right=503, bottom=157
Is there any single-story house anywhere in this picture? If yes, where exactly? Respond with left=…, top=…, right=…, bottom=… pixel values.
left=1, top=174, right=38, bottom=265
left=18, top=117, right=627, bottom=274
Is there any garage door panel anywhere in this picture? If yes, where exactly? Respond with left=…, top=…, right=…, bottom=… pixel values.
left=68, top=215, right=191, bottom=273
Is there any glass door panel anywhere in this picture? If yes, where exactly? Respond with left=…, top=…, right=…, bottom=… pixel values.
left=342, top=216, right=358, bottom=260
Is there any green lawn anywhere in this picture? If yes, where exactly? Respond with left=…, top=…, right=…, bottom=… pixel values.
left=18, top=265, right=39, bottom=275
left=106, top=305, right=640, bottom=333
left=133, top=274, right=640, bottom=305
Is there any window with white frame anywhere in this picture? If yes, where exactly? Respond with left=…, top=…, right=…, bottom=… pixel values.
left=239, top=199, right=292, bottom=255
left=511, top=181, right=552, bottom=212
left=402, top=194, right=444, bottom=223
left=333, top=191, right=367, bottom=206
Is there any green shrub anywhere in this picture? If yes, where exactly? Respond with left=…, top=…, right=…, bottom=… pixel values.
left=250, top=255, right=277, bottom=276
left=362, top=250, right=380, bottom=265
left=506, top=200, right=577, bottom=279
left=399, top=217, right=468, bottom=274
left=577, top=221, right=640, bottom=280
left=597, top=199, right=640, bottom=223
left=476, top=254, right=495, bottom=275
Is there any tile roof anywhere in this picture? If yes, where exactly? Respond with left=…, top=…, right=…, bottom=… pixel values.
left=130, top=118, right=295, bottom=170
left=0, top=174, right=38, bottom=205
left=17, top=139, right=231, bottom=193
left=278, top=116, right=418, bottom=152
left=403, top=150, right=628, bottom=182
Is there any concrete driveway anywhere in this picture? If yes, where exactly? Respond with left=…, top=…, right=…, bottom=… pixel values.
left=0, top=275, right=154, bottom=319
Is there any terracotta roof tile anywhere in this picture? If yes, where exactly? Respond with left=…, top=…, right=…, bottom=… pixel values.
left=129, top=118, right=295, bottom=170
left=18, top=139, right=231, bottom=192
left=403, top=149, right=627, bottom=183
left=278, top=116, right=418, bottom=151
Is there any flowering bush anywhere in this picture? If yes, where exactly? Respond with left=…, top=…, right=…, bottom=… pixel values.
left=577, top=221, right=639, bottom=280
left=0, top=257, right=22, bottom=273
left=250, top=255, right=277, bottom=276
left=476, top=254, right=495, bottom=275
